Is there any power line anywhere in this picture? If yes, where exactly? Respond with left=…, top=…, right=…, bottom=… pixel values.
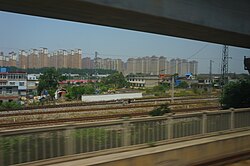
left=187, top=44, right=209, bottom=60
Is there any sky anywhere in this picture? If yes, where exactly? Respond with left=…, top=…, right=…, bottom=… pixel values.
left=0, top=11, right=249, bottom=74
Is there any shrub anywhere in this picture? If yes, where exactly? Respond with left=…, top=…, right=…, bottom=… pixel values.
left=0, top=101, right=22, bottom=110
left=149, top=103, right=171, bottom=116
left=220, top=79, right=250, bottom=109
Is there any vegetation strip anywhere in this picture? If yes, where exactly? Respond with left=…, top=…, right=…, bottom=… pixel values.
left=0, top=96, right=217, bottom=112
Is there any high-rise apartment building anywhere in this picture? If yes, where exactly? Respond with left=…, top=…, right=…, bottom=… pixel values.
left=142, top=56, right=150, bottom=74
left=38, top=48, right=49, bottom=68
left=126, top=56, right=169, bottom=75
left=189, top=60, right=198, bottom=75
left=113, top=59, right=124, bottom=72
left=93, top=57, right=124, bottom=72
left=82, top=57, right=93, bottom=69
left=149, top=56, right=160, bottom=75
left=174, top=59, right=189, bottom=76
left=169, top=58, right=198, bottom=76
left=28, top=49, right=39, bottom=68
left=179, top=59, right=189, bottom=76
left=135, top=58, right=143, bottom=74
left=0, top=52, right=17, bottom=67
left=125, top=56, right=198, bottom=76
left=19, top=50, right=28, bottom=69
left=48, top=52, right=57, bottom=68
left=169, top=59, right=178, bottom=75
left=126, top=58, right=136, bottom=74
left=56, top=50, right=65, bottom=69
left=74, top=49, right=82, bottom=69
left=159, top=56, right=169, bottom=74
left=64, top=49, right=82, bottom=69
left=8, top=52, right=17, bottom=67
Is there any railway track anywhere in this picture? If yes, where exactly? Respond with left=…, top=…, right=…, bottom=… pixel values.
left=0, top=96, right=217, bottom=112
left=0, top=106, right=219, bottom=128
left=0, top=100, right=218, bottom=118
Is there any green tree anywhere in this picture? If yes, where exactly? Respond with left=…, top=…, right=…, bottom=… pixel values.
left=84, top=84, right=95, bottom=94
left=37, top=68, right=66, bottom=95
left=146, top=83, right=169, bottom=96
left=176, top=81, right=189, bottom=89
left=66, top=84, right=95, bottom=100
left=101, top=72, right=129, bottom=89
left=220, top=79, right=250, bottom=109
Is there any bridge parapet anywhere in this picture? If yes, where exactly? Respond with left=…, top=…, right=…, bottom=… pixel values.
left=0, top=108, right=250, bottom=165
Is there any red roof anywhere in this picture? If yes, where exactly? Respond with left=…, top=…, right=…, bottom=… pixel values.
left=59, top=79, right=96, bottom=84
left=0, top=96, right=19, bottom=99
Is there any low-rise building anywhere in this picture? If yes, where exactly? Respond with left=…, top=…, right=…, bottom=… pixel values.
left=0, top=86, right=19, bottom=103
left=191, top=79, right=212, bottom=89
left=0, top=70, right=27, bottom=102
left=127, top=74, right=160, bottom=88
left=27, top=74, right=40, bottom=95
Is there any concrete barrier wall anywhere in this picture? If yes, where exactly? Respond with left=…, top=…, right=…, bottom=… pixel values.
left=50, top=130, right=250, bottom=166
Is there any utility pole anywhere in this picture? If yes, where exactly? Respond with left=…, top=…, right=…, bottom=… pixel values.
left=94, top=51, right=98, bottom=76
left=94, top=51, right=98, bottom=94
left=209, top=60, right=214, bottom=93
left=221, top=45, right=229, bottom=89
left=171, top=75, right=174, bottom=103
left=209, top=60, right=213, bottom=82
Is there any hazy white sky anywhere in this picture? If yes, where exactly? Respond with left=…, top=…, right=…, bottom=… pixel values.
left=0, top=11, right=249, bottom=74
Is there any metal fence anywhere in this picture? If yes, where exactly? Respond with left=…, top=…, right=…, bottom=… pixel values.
left=0, top=108, right=250, bottom=165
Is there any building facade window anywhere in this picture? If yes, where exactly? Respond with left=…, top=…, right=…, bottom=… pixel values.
left=9, top=82, right=15, bottom=85
left=19, top=82, right=25, bottom=86
left=6, top=87, right=12, bottom=94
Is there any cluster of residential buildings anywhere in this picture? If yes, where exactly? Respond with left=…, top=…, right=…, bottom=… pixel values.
left=0, top=48, right=82, bottom=69
left=82, top=57, right=124, bottom=72
left=0, top=49, right=198, bottom=76
left=126, top=56, right=198, bottom=76
left=0, top=67, right=40, bottom=103
left=19, top=48, right=82, bottom=69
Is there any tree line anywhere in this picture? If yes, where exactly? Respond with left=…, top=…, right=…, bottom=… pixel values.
left=7, top=66, right=116, bottom=76
left=37, top=68, right=129, bottom=100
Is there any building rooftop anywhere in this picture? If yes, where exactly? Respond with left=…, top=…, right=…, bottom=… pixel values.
left=0, top=71, right=27, bottom=74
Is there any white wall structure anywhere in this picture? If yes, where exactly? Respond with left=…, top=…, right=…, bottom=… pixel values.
left=82, top=93, right=142, bottom=102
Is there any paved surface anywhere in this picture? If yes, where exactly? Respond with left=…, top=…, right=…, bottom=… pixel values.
left=226, top=159, right=250, bottom=166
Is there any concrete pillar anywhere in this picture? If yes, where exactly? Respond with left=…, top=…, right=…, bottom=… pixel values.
left=230, top=108, right=235, bottom=129
left=64, top=127, right=75, bottom=155
left=202, top=112, right=208, bottom=134
left=0, top=136, right=3, bottom=166
left=167, top=115, right=173, bottom=139
left=122, top=119, right=131, bottom=146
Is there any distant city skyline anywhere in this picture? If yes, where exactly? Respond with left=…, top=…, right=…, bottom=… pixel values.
left=0, top=48, right=198, bottom=76
left=0, top=11, right=249, bottom=74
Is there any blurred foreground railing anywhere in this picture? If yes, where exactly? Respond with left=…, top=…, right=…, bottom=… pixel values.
left=0, top=108, right=250, bottom=165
